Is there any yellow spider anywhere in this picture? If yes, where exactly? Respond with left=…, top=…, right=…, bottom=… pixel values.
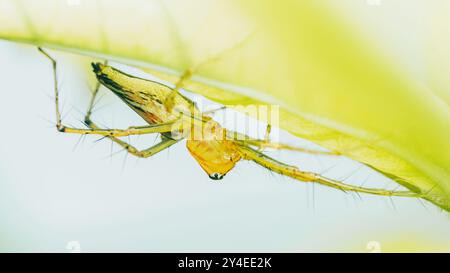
left=38, top=47, right=420, bottom=198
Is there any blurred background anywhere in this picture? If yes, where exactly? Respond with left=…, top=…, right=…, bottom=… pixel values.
left=0, top=41, right=449, bottom=252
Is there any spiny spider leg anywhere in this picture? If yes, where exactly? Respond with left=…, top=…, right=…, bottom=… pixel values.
left=238, top=139, right=340, bottom=156
left=203, top=106, right=227, bottom=115
left=238, top=144, right=421, bottom=197
left=84, top=60, right=107, bottom=123
left=227, top=129, right=340, bottom=156
left=88, top=119, right=180, bottom=158
left=38, top=47, right=176, bottom=137
left=164, top=33, right=254, bottom=112
left=264, top=124, right=271, bottom=142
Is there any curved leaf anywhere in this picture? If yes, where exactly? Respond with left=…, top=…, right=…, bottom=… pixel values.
left=0, top=0, right=448, bottom=210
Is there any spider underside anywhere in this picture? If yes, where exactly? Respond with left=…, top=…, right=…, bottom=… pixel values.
left=37, top=47, right=421, bottom=199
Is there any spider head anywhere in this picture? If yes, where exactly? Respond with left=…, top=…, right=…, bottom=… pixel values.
left=186, top=140, right=241, bottom=181
left=208, top=172, right=225, bottom=180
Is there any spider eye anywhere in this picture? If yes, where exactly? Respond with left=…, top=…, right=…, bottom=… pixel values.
left=208, top=173, right=225, bottom=180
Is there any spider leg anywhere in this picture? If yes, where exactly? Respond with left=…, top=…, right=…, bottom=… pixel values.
left=264, top=124, right=271, bottom=142
left=91, top=123, right=180, bottom=158
left=164, top=69, right=193, bottom=112
left=238, top=139, right=340, bottom=156
left=227, top=129, right=339, bottom=156
left=164, top=33, right=254, bottom=113
left=254, top=124, right=272, bottom=152
left=38, top=47, right=178, bottom=137
left=84, top=60, right=107, bottom=123
left=238, top=144, right=421, bottom=198
left=60, top=122, right=176, bottom=137
left=203, top=106, right=227, bottom=115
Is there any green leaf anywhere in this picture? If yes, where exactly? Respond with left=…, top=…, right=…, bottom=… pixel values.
left=1, top=0, right=449, bottom=210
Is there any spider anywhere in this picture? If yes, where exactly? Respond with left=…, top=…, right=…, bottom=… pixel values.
left=38, top=47, right=420, bottom=198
